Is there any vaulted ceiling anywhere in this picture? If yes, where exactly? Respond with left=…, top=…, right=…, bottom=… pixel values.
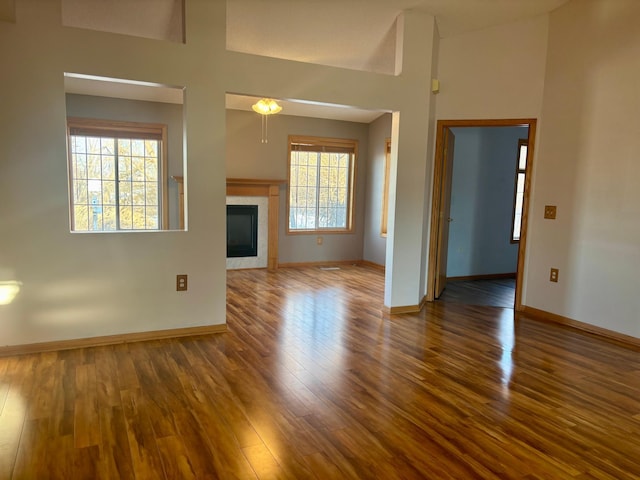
left=63, top=0, right=570, bottom=122
left=227, top=0, right=569, bottom=73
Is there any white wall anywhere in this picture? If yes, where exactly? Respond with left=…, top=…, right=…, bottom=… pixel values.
left=363, top=113, right=391, bottom=267
left=437, top=15, right=549, bottom=120
left=447, top=127, right=525, bottom=278
left=226, top=109, right=369, bottom=265
left=525, top=0, right=640, bottom=338
left=435, top=13, right=549, bottom=311
left=0, top=0, right=14, bottom=22
left=0, top=0, right=227, bottom=346
left=66, top=94, right=184, bottom=230
left=0, top=2, right=438, bottom=346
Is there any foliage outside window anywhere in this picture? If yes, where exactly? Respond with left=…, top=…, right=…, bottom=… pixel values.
left=287, top=135, right=357, bottom=233
left=511, top=139, right=528, bottom=242
left=380, top=139, right=391, bottom=237
left=67, top=118, right=168, bottom=231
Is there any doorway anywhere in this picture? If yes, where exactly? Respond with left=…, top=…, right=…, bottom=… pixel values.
left=426, top=119, right=537, bottom=311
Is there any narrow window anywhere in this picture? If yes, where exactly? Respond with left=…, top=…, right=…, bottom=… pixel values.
left=380, top=138, right=391, bottom=237
left=67, top=118, right=168, bottom=231
left=287, top=136, right=357, bottom=233
left=511, top=139, right=528, bottom=242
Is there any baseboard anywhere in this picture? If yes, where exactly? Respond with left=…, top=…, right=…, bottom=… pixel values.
left=447, top=272, right=516, bottom=282
left=0, top=324, right=227, bottom=357
left=521, top=306, right=640, bottom=350
left=358, top=260, right=385, bottom=272
left=278, top=260, right=362, bottom=269
left=384, top=295, right=427, bottom=315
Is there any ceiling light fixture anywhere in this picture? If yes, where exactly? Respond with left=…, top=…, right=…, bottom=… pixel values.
left=252, top=98, right=282, bottom=143
left=0, top=281, right=21, bottom=305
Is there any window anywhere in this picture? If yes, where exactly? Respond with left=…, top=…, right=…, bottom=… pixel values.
left=511, top=139, right=528, bottom=242
left=287, top=136, right=357, bottom=233
left=67, top=118, right=168, bottom=231
left=380, top=138, right=391, bottom=237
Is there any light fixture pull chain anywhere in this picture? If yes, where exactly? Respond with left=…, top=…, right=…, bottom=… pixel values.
left=261, top=115, right=268, bottom=143
left=252, top=98, right=281, bottom=143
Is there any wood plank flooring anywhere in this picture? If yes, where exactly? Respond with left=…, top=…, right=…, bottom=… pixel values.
left=438, top=278, right=516, bottom=308
left=1, top=265, right=639, bottom=479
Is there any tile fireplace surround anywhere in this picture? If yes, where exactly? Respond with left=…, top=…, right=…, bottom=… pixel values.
left=226, top=178, right=286, bottom=271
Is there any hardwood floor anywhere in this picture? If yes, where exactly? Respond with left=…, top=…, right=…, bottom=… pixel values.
left=438, top=278, right=515, bottom=308
left=1, top=265, right=639, bottom=479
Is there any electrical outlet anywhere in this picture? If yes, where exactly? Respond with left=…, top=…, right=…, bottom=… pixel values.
left=317, top=236, right=323, bottom=245
left=544, top=205, right=557, bottom=219
left=176, top=274, right=188, bottom=291
left=549, top=268, right=559, bottom=283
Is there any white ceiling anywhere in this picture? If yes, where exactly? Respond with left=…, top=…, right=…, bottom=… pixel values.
left=64, top=0, right=570, bottom=123
left=227, top=0, right=570, bottom=73
left=225, top=95, right=387, bottom=123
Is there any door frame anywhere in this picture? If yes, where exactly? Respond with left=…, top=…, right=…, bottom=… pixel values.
left=426, top=118, right=537, bottom=311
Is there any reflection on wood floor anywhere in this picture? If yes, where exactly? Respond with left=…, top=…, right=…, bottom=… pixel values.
left=438, top=278, right=516, bottom=308
left=1, top=265, right=639, bottom=479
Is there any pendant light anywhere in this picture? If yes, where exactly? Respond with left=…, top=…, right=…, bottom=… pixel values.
left=252, top=98, right=282, bottom=143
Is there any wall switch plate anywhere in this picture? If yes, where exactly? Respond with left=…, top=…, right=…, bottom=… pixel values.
left=176, top=274, right=188, bottom=291
left=317, top=236, right=323, bottom=245
left=549, top=268, right=559, bottom=283
left=544, top=205, right=557, bottom=219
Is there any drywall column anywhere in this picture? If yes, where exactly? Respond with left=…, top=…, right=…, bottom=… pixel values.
left=384, top=11, right=437, bottom=310
left=0, top=0, right=227, bottom=346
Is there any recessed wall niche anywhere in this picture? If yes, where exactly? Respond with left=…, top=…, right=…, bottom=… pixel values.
left=64, top=73, right=186, bottom=231
left=62, top=0, right=184, bottom=43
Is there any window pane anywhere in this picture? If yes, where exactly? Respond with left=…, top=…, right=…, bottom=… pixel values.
left=118, top=139, right=131, bottom=156
left=73, top=136, right=86, bottom=154
left=74, top=153, right=87, bottom=179
left=103, top=180, right=116, bottom=205
left=145, top=140, right=157, bottom=157
left=87, top=155, right=101, bottom=179
left=68, top=125, right=164, bottom=232
left=88, top=204, right=103, bottom=231
left=146, top=182, right=158, bottom=206
left=74, top=205, right=89, bottom=231
left=119, top=205, right=132, bottom=229
left=132, top=157, right=145, bottom=181
left=119, top=181, right=132, bottom=205
left=518, top=144, right=528, bottom=170
left=288, top=139, right=355, bottom=231
left=145, top=157, right=158, bottom=181
left=101, top=138, right=114, bottom=155
left=513, top=214, right=522, bottom=241
left=146, top=207, right=158, bottom=229
left=132, top=206, right=145, bottom=228
left=102, top=155, right=115, bottom=180
left=132, top=182, right=146, bottom=205
left=87, top=137, right=101, bottom=154
left=103, top=206, right=117, bottom=231
left=74, top=179, right=88, bottom=204
left=517, top=173, right=525, bottom=194
left=118, top=156, right=132, bottom=181
left=132, top=139, right=144, bottom=156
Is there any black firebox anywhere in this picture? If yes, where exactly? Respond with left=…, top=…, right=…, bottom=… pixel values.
left=227, top=205, right=258, bottom=258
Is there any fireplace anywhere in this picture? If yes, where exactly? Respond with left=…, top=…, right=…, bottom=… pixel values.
left=227, top=205, right=258, bottom=258
left=226, top=178, right=285, bottom=270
